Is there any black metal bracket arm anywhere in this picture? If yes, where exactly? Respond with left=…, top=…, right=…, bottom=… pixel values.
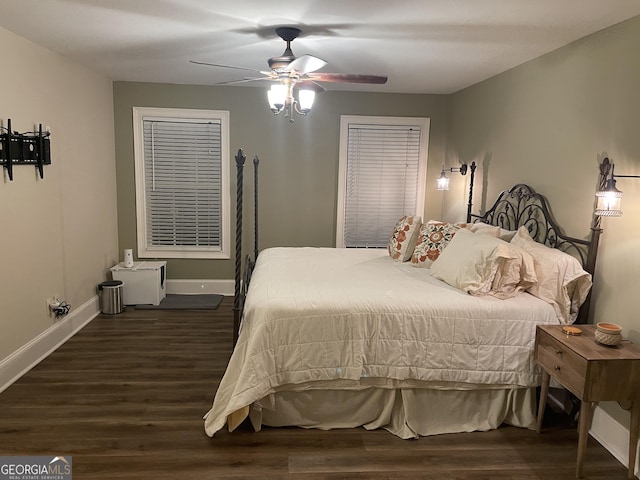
left=600, top=156, right=640, bottom=180
left=1, top=118, right=51, bottom=181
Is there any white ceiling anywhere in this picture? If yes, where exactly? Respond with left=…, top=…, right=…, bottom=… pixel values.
left=1, top=0, right=640, bottom=94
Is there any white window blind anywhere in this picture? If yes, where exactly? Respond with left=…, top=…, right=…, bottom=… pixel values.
left=337, top=116, right=429, bottom=248
left=144, top=119, right=222, bottom=248
left=133, top=108, right=230, bottom=259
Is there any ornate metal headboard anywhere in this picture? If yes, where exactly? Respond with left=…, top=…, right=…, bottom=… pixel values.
left=468, top=184, right=591, bottom=266
left=467, top=183, right=601, bottom=324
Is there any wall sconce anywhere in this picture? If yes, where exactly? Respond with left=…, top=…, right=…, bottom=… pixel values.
left=437, top=163, right=468, bottom=191
left=595, top=157, right=640, bottom=217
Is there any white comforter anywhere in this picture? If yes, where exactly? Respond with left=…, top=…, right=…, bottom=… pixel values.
left=204, top=247, right=560, bottom=436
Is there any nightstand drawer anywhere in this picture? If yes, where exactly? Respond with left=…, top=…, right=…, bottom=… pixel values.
left=536, top=329, right=587, bottom=396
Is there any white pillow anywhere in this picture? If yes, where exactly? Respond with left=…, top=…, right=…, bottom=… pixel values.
left=468, top=222, right=500, bottom=237
left=510, top=226, right=592, bottom=324
left=430, top=228, right=536, bottom=298
left=467, top=222, right=517, bottom=242
left=497, top=228, right=517, bottom=242
left=387, top=215, right=421, bottom=262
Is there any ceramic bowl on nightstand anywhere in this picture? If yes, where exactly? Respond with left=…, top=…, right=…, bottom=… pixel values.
left=595, top=322, right=622, bottom=346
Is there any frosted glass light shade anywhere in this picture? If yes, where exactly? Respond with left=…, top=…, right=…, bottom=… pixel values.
left=298, top=89, right=315, bottom=112
left=267, top=84, right=286, bottom=112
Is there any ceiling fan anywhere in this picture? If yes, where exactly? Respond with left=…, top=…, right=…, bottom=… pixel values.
left=190, top=27, right=388, bottom=121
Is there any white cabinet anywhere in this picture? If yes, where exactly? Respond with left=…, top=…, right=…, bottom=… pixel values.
left=111, top=261, right=166, bottom=305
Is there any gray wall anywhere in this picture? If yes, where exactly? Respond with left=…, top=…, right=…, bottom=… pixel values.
left=113, top=82, right=449, bottom=279
left=445, top=15, right=640, bottom=428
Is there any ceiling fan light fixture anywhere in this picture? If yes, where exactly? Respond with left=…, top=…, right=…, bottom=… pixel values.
left=192, top=26, right=388, bottom=122
left=267, top=81, right=315, bottom=121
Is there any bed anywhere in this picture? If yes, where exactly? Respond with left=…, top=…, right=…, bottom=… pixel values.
left=204, top=151, right=602, bottom=439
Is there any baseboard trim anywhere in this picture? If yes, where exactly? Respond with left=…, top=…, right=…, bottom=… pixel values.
left=0, top=282, right=233, bottom=394
left=0, top=295, right=100, bottom=394
left=166, top=279, right=234, bottom=296
left=590, top=405, right=639, bottom=477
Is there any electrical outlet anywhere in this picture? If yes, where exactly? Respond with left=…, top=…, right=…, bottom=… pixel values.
left=47, top=296, right=60, bottom=316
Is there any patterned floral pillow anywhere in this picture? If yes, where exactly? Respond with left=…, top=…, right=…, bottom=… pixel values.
left=387, top=216, right=422, bottom=262
left=411, top=221, right=462, bottom=268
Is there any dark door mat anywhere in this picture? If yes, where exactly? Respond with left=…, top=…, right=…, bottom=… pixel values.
left=134, top=294, right=223, bottom=310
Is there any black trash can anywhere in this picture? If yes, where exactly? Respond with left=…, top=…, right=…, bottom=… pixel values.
left=98, top=280, right=124, bottom=314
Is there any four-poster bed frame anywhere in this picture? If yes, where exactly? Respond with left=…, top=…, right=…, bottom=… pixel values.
left=204, top=149, right=606, bottom=442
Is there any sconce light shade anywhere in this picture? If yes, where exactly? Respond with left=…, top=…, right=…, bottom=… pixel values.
left=436, top=170, right=450, bottom=191
left=595, top=178, right=623, bottom=217
left=437, top=164, right=469, bottom=191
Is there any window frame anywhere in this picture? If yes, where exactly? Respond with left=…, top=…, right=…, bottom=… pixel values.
left=336, top=115, right=430, bottom=248
left=132, top=106, right=230, bottom=259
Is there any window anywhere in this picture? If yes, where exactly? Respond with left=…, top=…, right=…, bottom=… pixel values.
left=132, top=107, right=230, bottom=259
left=336, top=116, right=430, bottom=248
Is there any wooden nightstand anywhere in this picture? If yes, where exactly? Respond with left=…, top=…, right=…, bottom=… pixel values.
left=535, top=324, right=640, bottom=479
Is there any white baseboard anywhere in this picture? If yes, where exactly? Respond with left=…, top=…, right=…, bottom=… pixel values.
left=166, top=279, right=234, bottom=296
left=590, top=405, right=639, bottom=477
left=0, top=295, right=100, bottom=394
left=0, top=282, right=233, bottom=394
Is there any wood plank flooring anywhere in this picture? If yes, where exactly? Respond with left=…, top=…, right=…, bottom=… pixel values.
left=0, top=298, right=629, bottom=479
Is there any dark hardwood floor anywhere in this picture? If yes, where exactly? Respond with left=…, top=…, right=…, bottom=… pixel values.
left=0, top=298, right=629, bottom=479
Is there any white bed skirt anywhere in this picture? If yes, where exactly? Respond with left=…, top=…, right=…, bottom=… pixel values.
left=248, top=386, right=537, bottom=439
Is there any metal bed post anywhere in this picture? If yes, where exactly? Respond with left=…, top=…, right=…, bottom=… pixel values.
left=577, top=223, right=601, bottom=323
left=466, top=161, right=477, bottom=223
left=253, top=155, right=259, bottom=262
left=577, top=161, right=608, bottom=324
left=233, top=149, right=246, bottom=346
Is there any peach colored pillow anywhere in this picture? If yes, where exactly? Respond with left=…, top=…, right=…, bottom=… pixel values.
left=510, top=226, right=591, bottom=324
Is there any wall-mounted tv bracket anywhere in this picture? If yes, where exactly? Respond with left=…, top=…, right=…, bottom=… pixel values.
left=0, top=118, right=51, bottom=181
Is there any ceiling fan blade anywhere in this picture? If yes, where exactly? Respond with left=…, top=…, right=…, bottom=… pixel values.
left=296, top=80, right=326, bottom=93
left=190, top=60, right=271, bottom=76
left=287, top=54, right=327, bottom=74
left=307, top=73, right=388, bottom=84
left=215, top=77, right=272, bottom=85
